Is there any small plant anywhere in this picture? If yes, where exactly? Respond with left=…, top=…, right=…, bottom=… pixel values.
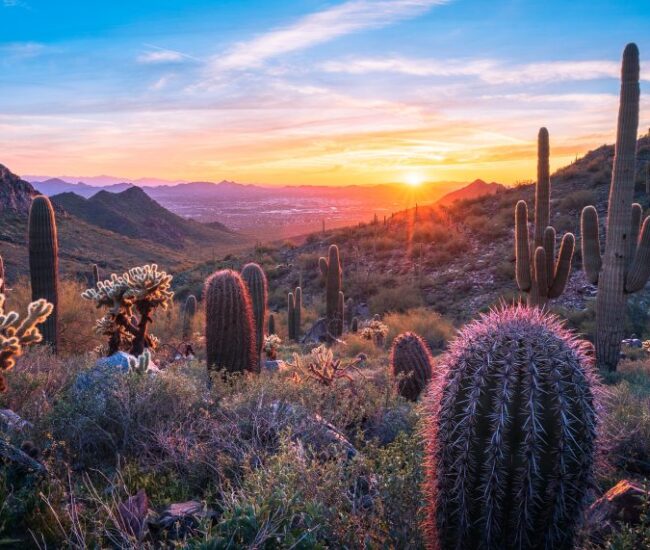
left=127, top=349, right=154, bottom=375
left=82, top=264, right=174, bottom=356
left=291, top=344, right=364, bottom=386
left=0, top=287, right=53, bottom=392
left=263, top=334, right=282, bottom=360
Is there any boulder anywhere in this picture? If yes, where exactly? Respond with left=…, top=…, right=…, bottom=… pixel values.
left=584, top=479, right=650, bottom=543
left=263, top=359, right=286, bottom=372
left=301, top=318, right=342, bottom=345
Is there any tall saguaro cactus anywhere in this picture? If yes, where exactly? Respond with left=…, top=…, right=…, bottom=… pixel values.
left=182, top=294, right=197, bottom=340
left=581, top=43, right=649, bottom=371
left=319, top=244, right=343, bottom=334
left=288, top=292, right=296, bottom=341
left=241, top=263, right=268, bottom=357
left=515, top=129, right=575, bottom=307
left=28, top=195, right=59, bottom=351
left=205, top=270, right=258, bottom=374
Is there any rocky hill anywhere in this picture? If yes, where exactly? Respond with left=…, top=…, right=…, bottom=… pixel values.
left=0, top=164, right=252, bottom=283
left=435, top=178, right=505, bottom=206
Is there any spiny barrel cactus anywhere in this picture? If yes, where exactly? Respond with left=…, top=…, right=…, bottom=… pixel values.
left=580, top=43, right=649, bottom=371
left=28, top=195, right=59, bottom=351
left=241, top=263, right=268, bottom=356
left=0, top=289, right=53, bottom=392
left=424, top=305, right=600, bottom=550
left=82, top=264, right=173, bottom=356
left=319, top=244, right=342, bottom=334
left=182, top=294, right=197, bottom=340
left=515, top=129, right=575, bottom=307
left=205, top=269, right=258, bottom=374
left=390, top=332, right=433, bottom=401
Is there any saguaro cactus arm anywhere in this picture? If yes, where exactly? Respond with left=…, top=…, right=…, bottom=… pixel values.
left=548, top=232, right=576, bottom=298
left=581, top=205, right=602, bottom=284
left=515, top=200, right=531, bottom=291
left=534, top=127, right=551, bottom=248
left=625, top=215, right=650, bottom=292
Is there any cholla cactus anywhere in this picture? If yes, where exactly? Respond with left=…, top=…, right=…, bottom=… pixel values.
left=292, top=344, right=364, bottom=386
left=127, top=349, right=153, bottom=375
left=0, top=287, right=53, bottom=392
left=424, top=305, right=600, bottom=550
left=263, top=334, right=282, bottom=360
left=360, top=318, right=389, bottom=346
left=82, top=264, right=173, bottom=356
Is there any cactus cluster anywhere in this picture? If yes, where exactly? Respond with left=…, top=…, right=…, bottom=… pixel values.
left=28, top=195, right=59, bottom=351
left=82, top=264, right=173, bottom=356
left=390, top=332, right=433, bottom=401
left=580, top=43, right=650, bottom=371
left=182, top=294, right=197, bottom=340
left=241, top=262, right=268, bottom=356
left=319, top=245, right=343, bottom=336
left=515, top=129, right=575, bottom=307
left=424, top=305, right=599, bottom=550
left=288, top=286, right=302, bottom=341
left=0, top=287, right=53, bottom=392
left=204, top=269, right=258, bottom=374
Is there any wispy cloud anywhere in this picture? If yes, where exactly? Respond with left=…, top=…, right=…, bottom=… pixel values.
left=137, top=45, right=198, bottom=64
left=0, top=41, right=46, bottom=60
left=209, top=0, right=451, bottom=72
left=321, top=56, right=649, bottom=83
left=3, top=0, right=30, bottom=8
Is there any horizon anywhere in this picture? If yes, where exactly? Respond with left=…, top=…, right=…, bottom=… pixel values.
left=1, top=1, right=649, bottom=186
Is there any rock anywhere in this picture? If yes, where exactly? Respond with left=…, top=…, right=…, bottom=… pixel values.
left=263, top=359, right=285, bottom=372
left=584, top=479, right=650, bottom=543
left=116, top=488, right=149, bottom=539
left=150, top=500, right=216, bottom=539
left=365, top=405, right=415, bottom=446
left=94, top=351, right=135, bottom=371
left=0, top=409, right=33, bottom=433
left=301, top=318, right=343, bottom=345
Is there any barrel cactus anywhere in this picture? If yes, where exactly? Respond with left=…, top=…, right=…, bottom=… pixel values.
left=390, top=332, right=433, bottom=401
left=580, top=43, right=650, bottom=371
left=424, top=305, right=600, bottom=550
left=182, top=294, right=197, bottom=340
left=28, top=195, right=59, bottom=351
left=241, top=263, right=268, bottom=356
left=205, top=269, right=258, bottom=374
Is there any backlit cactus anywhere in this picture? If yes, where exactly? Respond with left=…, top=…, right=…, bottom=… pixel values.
left=241, top=263, right=268, bottom=356
left=0, top=255, right=5, bottom=295
left=288, top=292, right=296, bottom=341
left=424, top=305, right=600, bottom=550
left=205, top=269, right=258, bottom=374
left=580, top=43, right=649, bottom=371
left=337, top=291, right=344, bottom=337
left=182, top=294, right=197, bottom=340
left=390, top=332, right=433, bottom=401
left=28, top=195, right=59, bottom=351
left=0, top=289, right=53, bottom=392
left=515, top=129, right=575, bottom=307
left=319, top=244, right=343, bottom=335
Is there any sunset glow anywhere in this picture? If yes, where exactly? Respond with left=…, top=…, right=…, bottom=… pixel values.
left=404, top=173, right=425, bottom=187
left=1, top=1, right=649, bottom=185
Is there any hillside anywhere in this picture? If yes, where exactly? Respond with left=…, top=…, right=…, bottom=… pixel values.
left=0, top=165, right=252, bottom=283
left=435, top=178, right=505, bottom=206
left=173, top=135, right=650, bottom=335
left=51, top=186, right=238, bottom=249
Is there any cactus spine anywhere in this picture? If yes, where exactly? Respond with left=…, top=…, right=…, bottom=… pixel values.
left=241, top=263, right=268, bottom=357
left=319, top=244, right=342, bottom=335
left=28, top=195, right=59, bottom=352
left=390, top=332, right=433, bottom=401
left=580, top=43, right=648, bottom=371
left=515, top=129, right=575, bottom=307
left=182, top=294, right=197, bottom=340
left=205, top=270, right=258, bottom=374
left=268, top=313, right=276, bottom=336
left=424, top=305, right=599, bottom=550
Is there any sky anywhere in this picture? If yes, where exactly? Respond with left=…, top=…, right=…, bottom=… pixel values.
left=1, top=0, right=649, bottom=186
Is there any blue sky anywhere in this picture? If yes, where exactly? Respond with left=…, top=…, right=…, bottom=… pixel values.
left=1, top=0, right=649, bottom=185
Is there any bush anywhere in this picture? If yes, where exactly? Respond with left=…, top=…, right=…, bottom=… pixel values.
left=384, top=308, right=454, bottom=354
left=369, top=284, right=423, bottom=314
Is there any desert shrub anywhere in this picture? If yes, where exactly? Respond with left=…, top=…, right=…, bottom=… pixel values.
left=560, top=189, right=596, bottom=212
left=369, top=284, right=423, bottom=314
left=384, top=308, right=454, bottom=354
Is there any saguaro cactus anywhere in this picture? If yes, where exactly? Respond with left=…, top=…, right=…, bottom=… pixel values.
left=294, top=286, right=302, bottom=340
left=287, top=292, right=296, bottom=341
left=241, top=263, right=268, bottom=356
left=515, top=129, right=575, bottom=307
left=92, top=264, right=100, bottom=287
left=28, top=195, right=59, bottom=351
left=182, top=294, right=197, bottom=340
left=268, top=313, right=276, bottom=336
left=581, top=44, right=649, bottom=371
left=337, top=291, right=344, bottom=336
left=0, top=255, right=5, bottom=295
left=319, top=244, right=342, bottom=334
left=205, top=270, right=258, bottom=374
left=390, top=332, right=433, bottom=401
left=424, top=305, right=599, bottom=550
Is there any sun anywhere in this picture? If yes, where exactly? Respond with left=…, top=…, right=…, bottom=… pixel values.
left=404, top=172, right=424, bottom=187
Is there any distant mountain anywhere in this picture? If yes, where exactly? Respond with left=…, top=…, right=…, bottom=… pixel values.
left=25, top=174, right=185, bottom=187
left=51, top=186, right=239, bottom=249
left=32, top=178, right=133, bottom=198
left=436, top=179, right=505, bottom=207
left=0, top=163, right=251, bottom=283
